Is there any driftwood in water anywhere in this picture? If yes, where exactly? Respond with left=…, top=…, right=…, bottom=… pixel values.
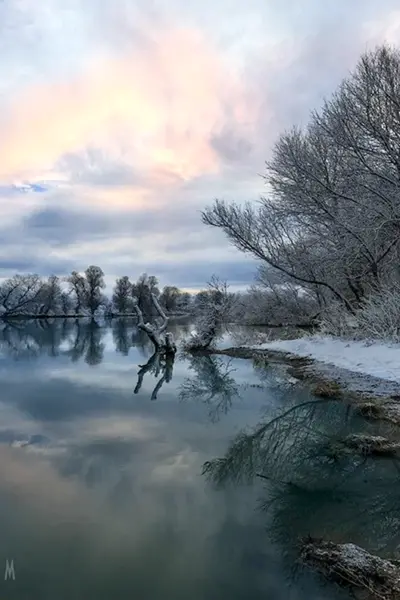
left=301, top=538, right=400, bottom=599
left=132, top=293, right=176, bottom=355
left=132, top=293, right=175, bottom=399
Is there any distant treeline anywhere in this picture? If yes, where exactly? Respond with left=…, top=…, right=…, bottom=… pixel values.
left=0, top=269, right=194, bottom=319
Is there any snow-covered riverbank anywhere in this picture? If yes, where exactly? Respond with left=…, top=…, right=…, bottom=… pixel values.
left=252, top=336, right=400, bottom=385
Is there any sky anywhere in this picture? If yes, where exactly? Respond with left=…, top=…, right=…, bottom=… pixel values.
left=1, top=0, right=400, bottom=292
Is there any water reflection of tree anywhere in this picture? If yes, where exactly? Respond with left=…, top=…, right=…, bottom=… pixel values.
left=112, top=318, right=131, bottom=355
left=64, top=320, right=105, bottom=366
left=0, top=320, right=106, bottom=365
left=0, top=318, right=193, bottom=366
left=84, top=323, right=105, bottom=366
left=167, top=319, right=191, bottom=342
left=203, top=396, right=400, bottom=559
left=0, top=319, right=71, bottom=359
left=112, top=318, right=154, bottom=356
left=179, top=355, right=239, bottom=422
left=134, top=351, right=174, bottom=400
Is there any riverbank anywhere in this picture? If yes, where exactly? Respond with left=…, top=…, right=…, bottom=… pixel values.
left=210, top=335, right=400, bottom=424
left=255, top=336, right=400, bottom=385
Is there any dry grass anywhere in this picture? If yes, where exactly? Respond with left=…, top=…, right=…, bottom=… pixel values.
left=301, top=538, right=400, bottom=600
left=341, top=434, right=400, bottom=456
left=312, top=381, right=343, bottom=398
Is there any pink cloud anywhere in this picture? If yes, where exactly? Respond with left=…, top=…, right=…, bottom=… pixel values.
left=0, top=27, right=256, bottom=186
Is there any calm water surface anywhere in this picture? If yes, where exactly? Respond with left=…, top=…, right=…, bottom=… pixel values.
left=0, top=319, right=395, bottom=599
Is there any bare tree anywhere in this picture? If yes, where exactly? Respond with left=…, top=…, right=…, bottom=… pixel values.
left=0, top=274, right=44, bottom=317
left=112, top=276, right=132, bottom=315
left=159, top=286, right=181, bottom=313
left=202, top=46, right=400, bottom=327
left=176, top=291, right=192, bottom=313
left=84, top=265, right=106, bottom=317
left=37, top=275, right=62, bottom=315
left=60, top=291, right=74, bottom=315
left=132, top=273, right=160, bottom=317
left=66, top=271, right=87, bottom=314
left=239, top=266, right=319, bottom=326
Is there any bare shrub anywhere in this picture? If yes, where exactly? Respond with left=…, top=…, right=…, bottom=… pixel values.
left=354, top=282, right=400, bottom=343
left=319, top=302, right=357, bottom=338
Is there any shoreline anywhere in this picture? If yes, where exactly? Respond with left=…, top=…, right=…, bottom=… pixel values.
left=207, top=340, right=400, bottom=425
left=0, top=312, right=189, bottom=321
left=205, top=339, right=400, bottom=598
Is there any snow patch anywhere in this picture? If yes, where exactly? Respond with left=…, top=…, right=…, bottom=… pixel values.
left=254, top=336, right=400, bottom=384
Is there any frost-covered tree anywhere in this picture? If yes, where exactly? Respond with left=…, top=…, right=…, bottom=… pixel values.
left=238, top=266, right=319, bottom=325
left=84, top=265, right=106, bottom=316
left=66, top=271, right=87, bottom=314
left=193, top=290, right=210, bottom=312
left=37, top=275, right=62, bottom=315
left=132, top=273, right=160, bottom=317
left=185, top=276, right=235, bottom=351
left=176, top=291, right=192, bottom=313
left=202, top=46, right=400, bottom=326
left=0, top=274, right=44, bottom=317
left=60, top=291, right=74, bottom=315
left=159, top=286, right=181, bottom=313
left=66, top=267, right=106, bottom=316
left=112, top=276, right=132, bottom=314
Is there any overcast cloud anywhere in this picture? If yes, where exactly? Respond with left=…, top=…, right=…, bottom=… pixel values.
left=0, top=0, right=399, bottom=290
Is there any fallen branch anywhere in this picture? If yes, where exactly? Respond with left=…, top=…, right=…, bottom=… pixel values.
left=132, top=293, right=176, bottom=355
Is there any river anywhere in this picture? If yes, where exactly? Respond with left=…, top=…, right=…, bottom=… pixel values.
left=0, top=318, right=395, bottom=599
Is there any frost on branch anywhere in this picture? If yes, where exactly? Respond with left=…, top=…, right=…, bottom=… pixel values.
left=319, top=281, right=400, bottom=342
left=132, top=291, right=176, bottom=398
left=319, top=302, right=357, bottom=337
left=132, top=292, right=176, bottom=355
left=201, top=47, right=400, bottom=332
left=353, top=281, right=400, bottom=343
left=184, top=276, right=234, bottom=352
